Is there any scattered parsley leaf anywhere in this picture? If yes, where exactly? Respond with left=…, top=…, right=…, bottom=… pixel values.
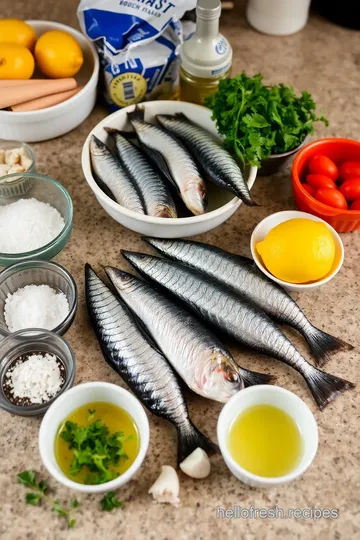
left=70, top=498, right=80, bottom=509
left=52, top=499, right=80, bottom=528
left=100, top=491, right=124, bottom=512
left=25, top=492, right=42, bottom=506
left=53, top=501, right=68, bottom=517
left=206, top=73, right=328, bottom=167
left=18, top=470, right=37, bottom=489
left=68, top=519, right=76, bottom=529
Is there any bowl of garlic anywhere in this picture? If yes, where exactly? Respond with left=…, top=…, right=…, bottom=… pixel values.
left=0, top=140, right=35, bottom=198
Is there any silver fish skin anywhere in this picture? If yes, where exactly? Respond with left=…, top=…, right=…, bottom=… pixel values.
left=106, top=267, right=273, bottom=402
left=85, top=264, right=217, bottom=462
left=143, top=237, right=353, bottom=366
left=104, top=128, right=177, bottom=218
left=156, top=114, right=257, bottom=207
left=127, top=109, right=207, bottom=216
left=90, top=135, right=145, bottom=214
left=121, top=251, right=355, bottom=410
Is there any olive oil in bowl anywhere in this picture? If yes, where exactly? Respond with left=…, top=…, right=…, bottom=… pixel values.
left=228, top=404, right=303, bottom=478
left=55, top=401, right=139, bottom=484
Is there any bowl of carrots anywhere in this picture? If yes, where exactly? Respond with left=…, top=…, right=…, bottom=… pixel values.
left=292, top=138, right=360, bottom=232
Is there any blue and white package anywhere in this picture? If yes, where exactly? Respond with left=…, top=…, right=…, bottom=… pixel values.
left=77, top=0, right=195, bottom=111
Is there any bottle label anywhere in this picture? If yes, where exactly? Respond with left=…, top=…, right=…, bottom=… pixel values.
left=215, top=37, right=228, bottom=55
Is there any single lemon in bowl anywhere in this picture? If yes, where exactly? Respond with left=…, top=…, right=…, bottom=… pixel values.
left=34, top=30, right=84, bottom=79
left=0, top=43, right=35, bottom=79
left=256, top=218, right=336, bottom=284
left=0, top=19, right=37, bottom=50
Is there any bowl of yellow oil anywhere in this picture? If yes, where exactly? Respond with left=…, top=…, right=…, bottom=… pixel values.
left=217, top=385, right=318, bottom=488
left=39, top=382, right=150, bottom=493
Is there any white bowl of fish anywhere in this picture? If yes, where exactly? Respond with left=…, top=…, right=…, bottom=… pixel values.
left=39, top=381, right=150, bottom=493
left=81, top=101, right=258, bottom=238
left=250, top=210, right=344, bottom=292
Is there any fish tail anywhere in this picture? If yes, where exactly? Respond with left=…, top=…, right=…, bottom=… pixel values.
left=237, top=366, right=275, bottom=387
left=303, top=364, right=355, bottom=410
left=127, top=105, right=145, bottom=123
left=176, top=420, right=218, bottom=464
left=104, top=126, right=136, bottom=138
left=302, top=324, right=354, bottom=367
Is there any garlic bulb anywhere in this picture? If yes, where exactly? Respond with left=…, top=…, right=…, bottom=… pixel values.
left=179, top=448, right=211, bottom=479
left=148, top=465, right=181, bottom=507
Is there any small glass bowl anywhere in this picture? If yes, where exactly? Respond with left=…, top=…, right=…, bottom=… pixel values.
left=0, top=259, right=78, bottom=337
left=0, top=140, right=35, bottom=198
left=0, top=172, right=73, bottom=266
left=0, top=329, right=76, bottom=416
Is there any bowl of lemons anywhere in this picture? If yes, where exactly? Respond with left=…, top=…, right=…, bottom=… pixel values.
left=250, top=210, right=344, bottom=292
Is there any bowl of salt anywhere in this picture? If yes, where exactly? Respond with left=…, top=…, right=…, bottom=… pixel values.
left=0, top=260, right=77, bottom=337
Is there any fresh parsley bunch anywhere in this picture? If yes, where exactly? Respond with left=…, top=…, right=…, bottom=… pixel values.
left=206, top=73, right=328, bottom=167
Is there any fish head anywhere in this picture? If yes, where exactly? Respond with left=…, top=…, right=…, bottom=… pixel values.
left=184, top=179, right=208, bottom=216
left=200, top=351, right=244, bottom=402
left=90, top=135, right=110, bottom=156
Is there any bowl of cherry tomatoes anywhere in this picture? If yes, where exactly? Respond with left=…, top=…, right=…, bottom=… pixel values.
left=292, top=138, right=360, bottom=232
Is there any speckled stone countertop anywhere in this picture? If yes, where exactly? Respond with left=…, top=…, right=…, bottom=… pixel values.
left=0, top=2, right=359, bottom=539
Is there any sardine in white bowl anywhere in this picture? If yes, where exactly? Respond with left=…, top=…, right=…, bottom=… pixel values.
left=250, top=210, right=344, bottom=292
left=217, top=385, right=318, bottom=488
left=39, top=382, right=150, bottom=493
left=0, top=21, right=99, bottom=142
left=81, top=101, right=258, bottom=238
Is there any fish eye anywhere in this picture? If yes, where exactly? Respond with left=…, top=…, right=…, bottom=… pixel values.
left=224, top=371, right=239, bottom=383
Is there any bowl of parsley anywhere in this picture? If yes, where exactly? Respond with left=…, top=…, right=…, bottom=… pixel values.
left=206, top=73, right=328, bottom=177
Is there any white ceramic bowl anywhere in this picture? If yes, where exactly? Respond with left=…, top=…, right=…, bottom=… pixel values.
left=250, top=210, right=344, bottom=292
left=217, top=385, right=318, bottom=488
left=0, top=21, right=99, bottom=142
left=81, top=101, right=257, bottom=238
left=39, top=382, right=150, bottom=493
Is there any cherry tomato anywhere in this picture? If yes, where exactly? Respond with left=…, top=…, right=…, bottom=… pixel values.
left=315, top=188, right=348, bottom=209
left=302, top=184, right=316, bottom=197
left=339, top=161, right=360, bottom=182
left=306, top=174, right=336, bottom=190
left=308, top=155, right=338, bottom=181
left=339, top=177, right=360, bottom=201
left=350, top=198, right=360, bottom=211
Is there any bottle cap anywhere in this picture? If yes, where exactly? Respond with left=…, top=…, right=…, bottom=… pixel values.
left=196, top=0, right=221, bottom=20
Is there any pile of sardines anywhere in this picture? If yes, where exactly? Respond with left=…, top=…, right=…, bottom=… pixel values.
left=90, top=108, right=256, bottom=218
left=86, top=238, right=355, bottom=462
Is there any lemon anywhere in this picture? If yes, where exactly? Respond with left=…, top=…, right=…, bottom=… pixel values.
left=34, top=30, right=83, bottom=79
left=256, top=218, right=336, bottom=284
left=0, top=19, right=37, bottom=50
left=0, top=43, right=35, bottom=79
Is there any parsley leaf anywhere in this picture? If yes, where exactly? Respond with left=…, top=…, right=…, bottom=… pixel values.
left=100, top=491, right=124, bottom=512
left=52, top=499, right=80, bottom=528
left=25, top=492, right=42, bottom=506
left=18, top=470, right=48, bottom=506
left=18, top=470, right=37, bottom=489
left=206, top=73, right=328, bottom=167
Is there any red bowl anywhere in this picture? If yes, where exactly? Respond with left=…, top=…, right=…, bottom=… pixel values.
left=292, top=138, right=360, bottom=232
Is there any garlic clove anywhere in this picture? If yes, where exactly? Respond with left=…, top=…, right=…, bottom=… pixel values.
left=8, top=164, right=25, bottom=174
left=5, top=149, right=20, bottom=165
left=148, top=465, right=181, bottom=507
left=0, top=164, right=10, bottom=178
left=179, top=448, right=211, bottom=479
left=20, top=155, right=33, bottom=171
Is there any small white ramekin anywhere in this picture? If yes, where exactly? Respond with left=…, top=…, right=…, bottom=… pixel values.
left=217, top=385, right=318, bottom=488
left=39, top=382, right=149, bottom=493
left=250, top=210, right=344, bottom=292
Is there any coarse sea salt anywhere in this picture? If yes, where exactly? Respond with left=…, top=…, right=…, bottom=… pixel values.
left=0, top=198, right=65, bottom=254
left=4, top=284, right=70, bottom=332
left=5, top=352, right=64, bottom=404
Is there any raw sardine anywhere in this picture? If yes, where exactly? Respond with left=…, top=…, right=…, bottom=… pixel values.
left=105, top=267, right=273, bottom=402
left=156, top=114, right=256, bottom=206
left=127, top=108, right=207, bottom=216
left=121, top=252, right=355, bottom=410
left=90, top=135, right=145, bottom=214
left=85, top=264, right=217, bottom=462
left=104, top=128, right=177, bottom=218
left=144, top=237, right=353, bottom=365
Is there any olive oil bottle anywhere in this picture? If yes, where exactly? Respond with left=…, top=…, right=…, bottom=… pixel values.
left=179, top=0, right=232, bottom=105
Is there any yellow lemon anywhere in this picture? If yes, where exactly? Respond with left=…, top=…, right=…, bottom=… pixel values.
left=0, top=43, right=35, bottom=79
left=256, top=218, right=336, bottom=284
left=34, top=30, right=83, bottom=79
left=0, top=19, right=37, bottom=50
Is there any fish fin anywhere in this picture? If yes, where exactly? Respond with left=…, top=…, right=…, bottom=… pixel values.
left=177, top=420, right=218, bottom=464
left=93, top=171, right=117, bottom=202
left=174, top=113, right=190, bottom=122
left=104, top=126, right=136, bottom=138
left=304, top=365, right=355, bottom=410
left=127, top=105, right=145, bottom=123
left=237, top=366, right=275, bottom=387
left=302, top=325, right=354, bottom=367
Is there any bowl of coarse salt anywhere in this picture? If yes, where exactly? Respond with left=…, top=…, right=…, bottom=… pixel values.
left=0, top=260, right=77, bottom=337
left=0, top=329, right=75, bottom=416
left=0, top=172, right=73, bottom=266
